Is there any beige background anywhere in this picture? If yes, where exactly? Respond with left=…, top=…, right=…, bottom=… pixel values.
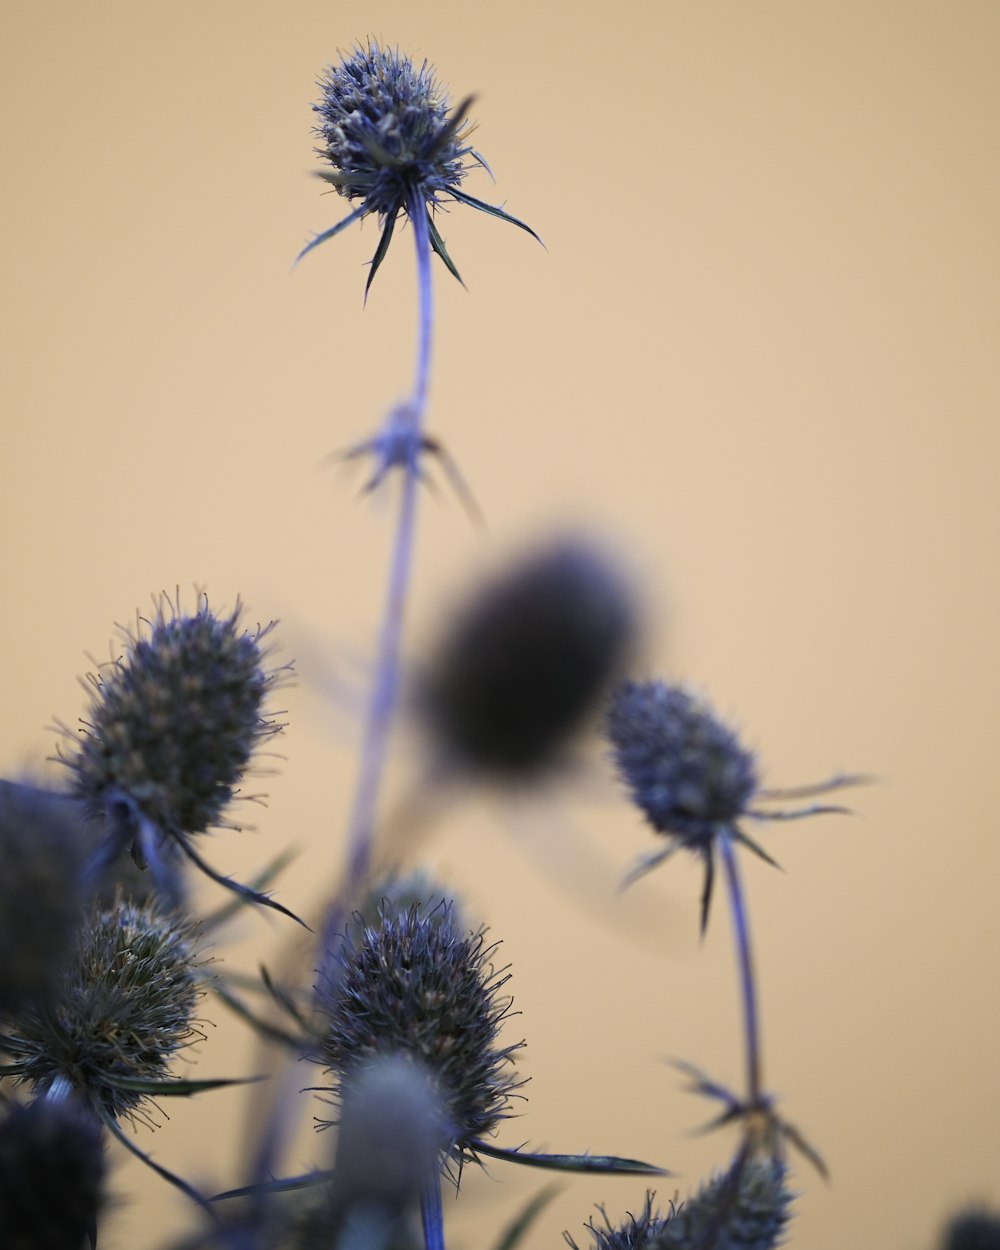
left=2, top=3, right=999, bottom=1249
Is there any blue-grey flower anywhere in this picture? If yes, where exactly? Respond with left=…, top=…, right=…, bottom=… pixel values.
left=0, top=898, right=204, bottom=1125
left=569, top=1161, right=792, bottom=1250
left=59, top=595, right=300, bottom=922
left=298, top=39, right=539, bottom=290
left=604, top=680, right=859, bottom=931
left=314, top=900, right=524, bottom=1170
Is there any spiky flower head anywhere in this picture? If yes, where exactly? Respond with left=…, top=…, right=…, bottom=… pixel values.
left=604, top=678, right=858, bottom=929
left=1, top=898, right=203, bottom=1124
left=315, top=900, right=523, bottom=1167
left=65, top=596, right=283, bottom=845
left=0, top=781, right=89, bottom=1017
left=656, top=1159, right=792, bottom=1250
left=605, top=682, right=759, bottom=849
left=569, top=1162, right=791, bottom=1250
left=299, top=39, right=538, bottom=287
left=566, top=1192, right=672, bottom=1250
left=417, top=538, right=639, bottom=782
left=0, top=1097, right=105, bottom=1250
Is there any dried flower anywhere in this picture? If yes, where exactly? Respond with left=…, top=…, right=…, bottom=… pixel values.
left=0, top=898, right=204, bottom=1125
left=417, top=539, right=639, bottom=783
left=298, top=39, right=539, bottom=288
left=0, top=1097, right=105, bottom=1250
left=604, top=680, right=856, bottom=930
left=314, top=899, right=523, bottom=1169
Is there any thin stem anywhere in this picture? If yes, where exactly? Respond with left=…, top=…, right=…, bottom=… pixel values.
left=718, top=829, right=763, bottom=1105
left=420, top=1173, right=445, bottom=1250
left=341, top=195, right=435, bottom=900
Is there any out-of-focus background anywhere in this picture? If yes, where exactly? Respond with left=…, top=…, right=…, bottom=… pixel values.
left=2, top=3, right=998, bottom=1248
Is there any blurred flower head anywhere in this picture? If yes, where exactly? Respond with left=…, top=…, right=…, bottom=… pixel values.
left=0, top=780, right=89, bottom=1017
left=0, top=1096, right=105, bottom=1250
left=568, top=1160, right=791, bottom=1250
left=299, top=39, right=539, bottom=287
left=417, top=538, right=640, bottom=784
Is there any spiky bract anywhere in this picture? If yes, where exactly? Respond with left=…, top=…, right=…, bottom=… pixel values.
left=605, top=682, right=758, bottom=848
left=2, top=900, right=203, bottom=1122
left=315, top=901, right=523, bottom=1164
left=418, top=539, right=638, bottom=781
left=67, top=596, right=283, bottom=841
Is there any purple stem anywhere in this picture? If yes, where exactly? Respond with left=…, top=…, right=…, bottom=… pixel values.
left=341, top=196, right=434, bottom=898
left=718, top=829, right=763, bottom=1105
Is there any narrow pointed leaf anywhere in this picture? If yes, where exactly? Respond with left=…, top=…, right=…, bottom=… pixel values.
left=468, top=1139, right=668, bottom=1176
left=100, top=1106, right=211, bottom=1212
left=448, top=189, right=542, bottom=243
left=200, top=847, right=299, bottom=931
left=491, top=1185, right=561, bottom=1250
left=426, top=211, right=464, bottom=286
left=175, top=836, right=310, bottom=930
left=293, top=203, right=371, bottom=268
left=212, top=1170, right=333, bottom=1202
left=364, top=209, right=398, bottom=301
left=99, top=1072, right=263, bottom=1096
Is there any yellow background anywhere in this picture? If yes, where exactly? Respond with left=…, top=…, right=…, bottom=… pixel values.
left=2, top=3, right=999, bottom=1248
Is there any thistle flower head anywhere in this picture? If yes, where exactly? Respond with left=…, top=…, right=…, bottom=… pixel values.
left=604, top=679, right=858, bottom=930
left=569, top=1162, right=791, bottom=1250
left=2, top=898, right=204, bottom=1124
left=0, top=780, right=89, bottom=1016
left=66, top=595, right=283, bottom=842
left=417, top=538, right=639, bottom=783
left=566, top=1192, right=672, bottom=1250
left=314, top=899, right=523, bottom=1168
left=0, top=1097, right=106, bottom=1250
left=299, top=39, right=539, bottom=287
left=605, top=682, right=759, bottom=849
left=657, top=1159, right=792, bottom=1250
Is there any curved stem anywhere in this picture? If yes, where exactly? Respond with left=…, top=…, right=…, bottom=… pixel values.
left=341, top=195, right=435, bottom=900
left=718, top=830, right=763, bottom=1105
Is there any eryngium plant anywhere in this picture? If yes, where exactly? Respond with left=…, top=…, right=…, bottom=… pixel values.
left=59, top=594, right=296, bottom=918
left=299, top=39, right=538, bottom=284
left=0, top=898, right=203, bottom=1125
left=314, top=900, right=523, bottom=1169
left=569, top=1160, right=792, bottom=1250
